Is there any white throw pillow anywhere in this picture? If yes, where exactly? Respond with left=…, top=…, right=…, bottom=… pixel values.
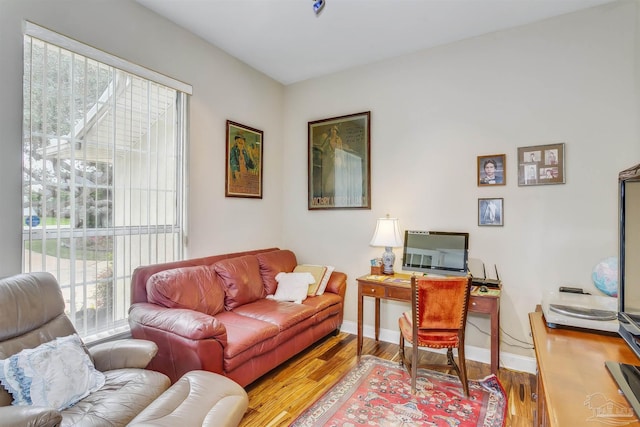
left=316, top=265, right=335, bottom=295
left=268, top=272, right=315, bottom=303
left=0, top=334, right=106, bottom=411
left=293, top=264, right=327, bottom=296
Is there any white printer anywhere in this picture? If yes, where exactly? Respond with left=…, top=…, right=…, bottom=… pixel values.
left=541, top=291, right=619, bottom=333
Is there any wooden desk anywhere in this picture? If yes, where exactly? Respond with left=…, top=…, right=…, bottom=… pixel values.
left=529, top=309, right=640, bottom=427
left=356, top=274, right=501, bottom=374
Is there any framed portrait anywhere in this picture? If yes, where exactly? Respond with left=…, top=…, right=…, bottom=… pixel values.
left=308, top=111, right=371, bottom=210
left=478, top=198, right=504, bottom=226
left=477, top=154, right=506, bottom=186
left=517, top=143, right=565, bottom=186
left=225, top=120, right=263, bottom=198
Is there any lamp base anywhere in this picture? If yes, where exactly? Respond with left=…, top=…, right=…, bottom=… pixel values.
left=381, top=246, right=396, bottom=275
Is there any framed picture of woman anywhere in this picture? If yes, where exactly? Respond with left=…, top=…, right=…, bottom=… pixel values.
left=308, top=111, right=371, bottom=210
left=478, top=198, right=504, bottom=226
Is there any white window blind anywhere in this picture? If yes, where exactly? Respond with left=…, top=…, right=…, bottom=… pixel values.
left=22, top=22, right=189, bottom=341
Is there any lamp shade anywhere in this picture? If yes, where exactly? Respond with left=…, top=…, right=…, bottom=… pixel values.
left=370, top=217, right=403, bottom=248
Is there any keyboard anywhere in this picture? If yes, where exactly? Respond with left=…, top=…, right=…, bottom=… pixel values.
left=549, top=304, right=617, bottom=321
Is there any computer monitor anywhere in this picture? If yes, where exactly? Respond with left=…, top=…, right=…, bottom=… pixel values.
left=401, top=230, right=469, bottom=276
left=606, top=163, right=640, bottom=416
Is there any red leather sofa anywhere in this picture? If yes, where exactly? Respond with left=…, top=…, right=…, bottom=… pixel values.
left=128, top=248, right=347, bottom=387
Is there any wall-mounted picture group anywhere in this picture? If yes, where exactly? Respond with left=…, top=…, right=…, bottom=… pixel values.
left=477, top=142, right=566, bottom=227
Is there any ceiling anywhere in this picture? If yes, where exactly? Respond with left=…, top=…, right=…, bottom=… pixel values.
left=136, top=0, right=615, bottom=85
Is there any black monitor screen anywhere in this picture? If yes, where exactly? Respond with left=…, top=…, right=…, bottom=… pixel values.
left=401, top=230, right=469, bottom=276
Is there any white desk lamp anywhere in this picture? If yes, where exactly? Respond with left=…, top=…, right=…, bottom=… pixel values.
left=369, top=215, right=403, bottom=275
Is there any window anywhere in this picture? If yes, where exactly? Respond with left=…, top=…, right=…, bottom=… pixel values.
left=22, top=22, right=191, bottom=342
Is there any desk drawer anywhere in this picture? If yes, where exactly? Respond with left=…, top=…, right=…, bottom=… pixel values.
left=360, top=283, right=385, bottom=297
left=470, top=295, right=494, bottom=313
left=387, top=287, right=411, bottom=300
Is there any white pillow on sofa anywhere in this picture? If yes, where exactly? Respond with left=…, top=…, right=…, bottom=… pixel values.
left=0, top=334, right=105, bottom=411
left=268, top=272, right=315, bottom=304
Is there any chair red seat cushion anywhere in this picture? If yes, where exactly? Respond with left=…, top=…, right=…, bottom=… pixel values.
left=399, top=312, right=460, bottom=348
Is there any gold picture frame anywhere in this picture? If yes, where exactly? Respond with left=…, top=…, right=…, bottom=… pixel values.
left=517, top=143, right=565, bottom=186
left=225, top=120, right=263, bottom=198
left=477, top=154, right=506, bottom=186
left=308, top=111, right=371, bottom=210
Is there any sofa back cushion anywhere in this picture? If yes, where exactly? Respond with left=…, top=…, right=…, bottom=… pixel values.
left=214, top=255, right=266, bottom=310
left=255, top=249, right=298, bottom=295
left=146, top=265, right=225, bottom=316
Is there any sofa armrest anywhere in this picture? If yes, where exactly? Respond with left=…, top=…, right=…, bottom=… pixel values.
left=326, top=271, right=347, bottom=299
left=127, top=370, right=248, bottom=427
left=129, top=303, right=227, bottom=344
left=89, top=339, right=158, bottom=371
left=0, top=406, right=62, bottom=427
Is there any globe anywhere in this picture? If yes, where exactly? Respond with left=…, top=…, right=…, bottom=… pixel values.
left=592, top=257, right=618, bottom=297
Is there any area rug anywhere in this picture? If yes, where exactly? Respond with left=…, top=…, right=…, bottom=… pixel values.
left=291, top=355, right=507, bottom=427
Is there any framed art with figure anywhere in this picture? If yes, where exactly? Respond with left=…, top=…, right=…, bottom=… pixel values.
left=517, top=143, right=565, bottom=186
left=225, top=120, right=263, bottom=198
left=477, top=154, right=506, bottom=186
left=478, top=198, right=504, bottom=226
left=308, top=111, right=371, bottom=210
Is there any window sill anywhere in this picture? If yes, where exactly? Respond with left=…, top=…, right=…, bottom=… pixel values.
left=84, top=325, right=132, bottom=347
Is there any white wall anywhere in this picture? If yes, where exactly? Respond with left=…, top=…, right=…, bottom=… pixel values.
left=0, top=0, right=286, bottom=274
left=1, top=0, right=639, bottom=370
left=283, top=1, right=640, bottom=364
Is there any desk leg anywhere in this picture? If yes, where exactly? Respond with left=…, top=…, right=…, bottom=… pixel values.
left=357, top=287, right=363, bottom=357
left=375, top=298, right=381, bottom=342
left=490, top=301, right=500, bottom=374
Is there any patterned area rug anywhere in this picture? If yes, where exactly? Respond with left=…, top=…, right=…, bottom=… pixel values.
left=291, top=355, right=507, bottom=427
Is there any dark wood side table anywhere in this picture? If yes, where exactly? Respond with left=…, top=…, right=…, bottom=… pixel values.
left=356, top=273, right=501, bottom=374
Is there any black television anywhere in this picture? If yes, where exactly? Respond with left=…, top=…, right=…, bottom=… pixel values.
left=606, top=163, right=640, bottom=416
left=401, top=230, right=469, bottom=277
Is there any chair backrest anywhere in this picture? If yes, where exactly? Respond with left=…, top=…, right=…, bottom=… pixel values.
left=411, top=275, right=472, bottom=333
left=0, top=272, right=78, bottom=407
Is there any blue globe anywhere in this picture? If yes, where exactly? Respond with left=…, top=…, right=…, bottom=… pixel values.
left=592, top=257, right=618, bottom=297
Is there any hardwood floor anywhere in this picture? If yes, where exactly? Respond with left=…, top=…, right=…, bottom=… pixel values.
left=239, top=332, right=536, bottom=427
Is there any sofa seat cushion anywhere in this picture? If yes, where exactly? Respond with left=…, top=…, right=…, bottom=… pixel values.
left=232, top=299, right=316, bottom=331
left=221, top=313, right=319, bottom=374
left=302, top=293, right=342, bottom=312
left=255, top=250, right=297, bottom=295
left=303, top=293, right=343, bottom=322
left=60, top=368, right=170, bottom=426
left=146, top=265, right=225, bottom=316
left=214, top=256, right=266, bottom=310
left=214, top=312, right=280, bottom=360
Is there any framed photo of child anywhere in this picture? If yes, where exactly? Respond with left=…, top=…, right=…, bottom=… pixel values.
left=477, top=154, right=506, bottom=187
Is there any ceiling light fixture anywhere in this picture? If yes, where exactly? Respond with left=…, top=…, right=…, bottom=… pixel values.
left=312, top=0, right=325, bottom=15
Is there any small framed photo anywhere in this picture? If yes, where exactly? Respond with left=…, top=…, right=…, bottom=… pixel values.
left=225, top=120, right=263, bottom=198
left=477, top=154, right=506, bottom=186
left=478, top=198, right=504, bottom=226
left=517, top=143, right=565, bottom=186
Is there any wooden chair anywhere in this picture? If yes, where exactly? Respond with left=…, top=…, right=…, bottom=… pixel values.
left=398, top=275, right=472, bottom=395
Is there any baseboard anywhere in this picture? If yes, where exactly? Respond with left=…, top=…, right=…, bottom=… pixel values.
left=340, top=320, right=537, bottom=375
